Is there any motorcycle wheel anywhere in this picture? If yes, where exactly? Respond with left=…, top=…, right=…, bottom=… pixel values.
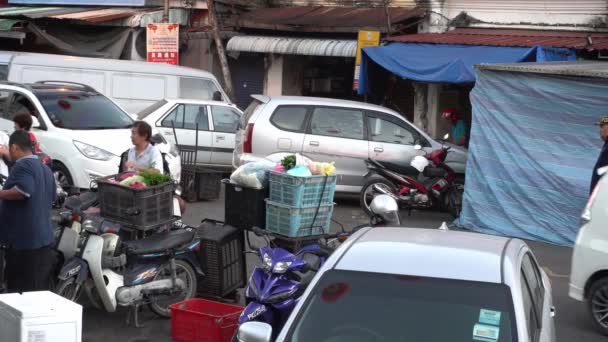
left=360, top=178, right=398, bottom=216
left=55, top=278, right=82, bottom=302
left=231, top=331, right=239, bottom=342
left=148, top=259, right=197, bottom=318
left=446, top=186, right=463, bottom=218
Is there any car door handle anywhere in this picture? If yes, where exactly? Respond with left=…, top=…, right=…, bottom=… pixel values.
left=309, top=141, right=319, bottom=146
left=216, top=136, right=225, bottom=141
left=550, top=306, right=556, bottom=318
left=374, top=147, right=384, bottom=153
left=163, top=132, right=173, bottom=136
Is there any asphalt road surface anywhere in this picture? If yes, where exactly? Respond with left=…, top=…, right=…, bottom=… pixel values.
left=79, top=192, right=602, bottom=342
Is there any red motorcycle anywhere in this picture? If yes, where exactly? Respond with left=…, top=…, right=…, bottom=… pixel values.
left=360, top=145, right=464, bottom=218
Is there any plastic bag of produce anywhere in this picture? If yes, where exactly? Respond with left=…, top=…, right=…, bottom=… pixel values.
left=286, top=165, right=312, bottom=177
left=230, top=161, right=275, bottom=189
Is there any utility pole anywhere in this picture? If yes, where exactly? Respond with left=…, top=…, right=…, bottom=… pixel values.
left=207, top=0, right=234, bottom=101
left=162, top=0, right=169, bottom=23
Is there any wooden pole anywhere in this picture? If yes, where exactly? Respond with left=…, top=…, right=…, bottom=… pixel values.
left=207, top=0, right=235, bottom=101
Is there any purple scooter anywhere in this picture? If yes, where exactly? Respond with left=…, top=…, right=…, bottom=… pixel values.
left=238, top=227, right=334, bottom=338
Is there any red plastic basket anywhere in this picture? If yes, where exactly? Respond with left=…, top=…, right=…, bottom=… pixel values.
left=171, top=299, right=244, bottom=342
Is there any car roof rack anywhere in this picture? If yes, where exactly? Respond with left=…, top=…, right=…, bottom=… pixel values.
left=34, top=81, right=96, bottom=92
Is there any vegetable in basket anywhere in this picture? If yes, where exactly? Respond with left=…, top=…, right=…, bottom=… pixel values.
left=280, top=155, right=297, bottom=171
left=139, top=169, right=173, bottom=186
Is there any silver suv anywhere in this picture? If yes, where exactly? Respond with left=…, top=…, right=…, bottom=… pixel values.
left=233, top=95, right=467, bottom=193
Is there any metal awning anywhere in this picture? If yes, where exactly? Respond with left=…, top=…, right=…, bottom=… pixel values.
left=227, top=36, right=357, bottom=57
left=0, top=6, right=189, bottom=27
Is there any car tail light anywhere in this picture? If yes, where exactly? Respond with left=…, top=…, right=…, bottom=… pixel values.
left=243, top=123, right=254, bottom=154
left=582, top=185, right=599, bottom=223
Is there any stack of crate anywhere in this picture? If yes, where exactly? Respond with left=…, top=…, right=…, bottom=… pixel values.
left=265, top=171, right=337, bottom=238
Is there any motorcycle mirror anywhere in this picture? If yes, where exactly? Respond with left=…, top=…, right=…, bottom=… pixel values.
left=414, top=144, right=422, bottom=150
left=82, top=219, right=98, bottom=233
left=237, top=322, right=273, bottom=342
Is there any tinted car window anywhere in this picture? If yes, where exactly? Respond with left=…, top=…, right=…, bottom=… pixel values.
left=211, top=106, right=240, bottom=133
left=0, top=91, right=11, bottom=119
left=522, top=254, right=544, bottom=319
left=289, top=270, right=517, bottom=342
left=368, top=116, right=417, bottom=145
left=521, top=271, right=540, bottom=341
left=271, top=106, right=308, bottom=132
left=162, top=104, right=209, bottom=131
left=310, top=107, right=364, bottom=140
left=0, top=65, right=7, bottom=80
left=37, top=91, right=132, bottom=130
left=180, top=77, right=221, bottom=101
left=138, top=99, right=167, bottom=119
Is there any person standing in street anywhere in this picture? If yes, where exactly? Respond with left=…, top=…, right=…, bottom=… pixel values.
left=591, top=117, right=608, bottom=193
left=0, top=130, right=56, bottom=293
left=442, top=107, right=468, bottom=147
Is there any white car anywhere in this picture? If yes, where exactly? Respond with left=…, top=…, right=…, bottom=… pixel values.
left=0, top=81, right=181, bottom=189
left=138, top=99, right=242, bottom=172
left=570, top=167, right=608, bottom=335
left=237, top=227, right=556, bottom=342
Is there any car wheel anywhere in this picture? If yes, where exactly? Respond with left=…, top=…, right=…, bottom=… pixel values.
left=52, top=162, right=74, bottom=189
left=360, top=177, right=397, bottom=217
left=588, top=277, right=608, bottom=335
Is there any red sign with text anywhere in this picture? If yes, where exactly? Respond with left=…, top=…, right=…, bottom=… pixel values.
left=146, top=23, right=179, bottom=65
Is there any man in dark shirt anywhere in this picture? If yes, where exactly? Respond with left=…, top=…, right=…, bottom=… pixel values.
left=591, top=117, right=608, bottom=193
left=0, top=130, right=56, bottom=293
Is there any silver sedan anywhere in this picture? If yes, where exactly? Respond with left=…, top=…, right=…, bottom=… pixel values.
left=237, top=227, right=556, bottom=342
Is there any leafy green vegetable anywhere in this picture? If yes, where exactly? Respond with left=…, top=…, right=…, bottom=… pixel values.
left=139, top=170, right=172, bottom=186
left=281, top=155, right=297, bottom=170
left=120, top=175, right=146, bottom=187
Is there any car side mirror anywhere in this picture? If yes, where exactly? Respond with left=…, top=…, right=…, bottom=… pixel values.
left=414, top=144, right=422, bottom=150
left=31, top=116, right=41, bottom=129
left=237, top=322, right=273, bottom=342
left=213, top=91, right=223, bottom=102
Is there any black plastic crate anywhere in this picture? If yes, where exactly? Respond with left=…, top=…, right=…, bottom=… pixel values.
left=97, top=174, right=176, bottom=231
left=195, top=219, right=245, bottom=298
left=197, top=170, right=222, bottom=201
left=181, top=166, right=197, bottom=202
left=224, top=180, right=268, bottom=231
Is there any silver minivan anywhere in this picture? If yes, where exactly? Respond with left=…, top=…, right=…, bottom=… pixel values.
left=233, top=95, right=467, bottom=193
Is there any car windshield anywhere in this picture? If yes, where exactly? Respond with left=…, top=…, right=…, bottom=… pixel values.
left=37, top=91, right=133, bottom=130
left=138, top=99, right=168, bottom=119
left=287, top=270, right=517, bottom=342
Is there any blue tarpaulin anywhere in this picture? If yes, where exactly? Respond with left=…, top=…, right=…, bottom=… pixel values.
left=357, top=43, right=576, bottom=94
left=457, top=68, right=608, bottom=246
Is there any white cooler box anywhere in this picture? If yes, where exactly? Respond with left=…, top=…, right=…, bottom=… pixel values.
left=0, top=291, right=82, bottom=342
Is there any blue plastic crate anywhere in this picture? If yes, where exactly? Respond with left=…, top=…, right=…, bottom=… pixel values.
left=265, top=200, right=333, bottom=238
left=269, top=172, right=337, bottom=208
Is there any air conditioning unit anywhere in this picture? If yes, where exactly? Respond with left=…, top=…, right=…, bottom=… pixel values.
left=127, top=28, right=147, bottom=61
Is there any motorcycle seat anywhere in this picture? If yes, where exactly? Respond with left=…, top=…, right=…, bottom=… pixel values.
left=123, top=229, right=195, bottom=255
left=301, top=253, right=322, bottom=271
left=64, top=192, right=98, bottom=212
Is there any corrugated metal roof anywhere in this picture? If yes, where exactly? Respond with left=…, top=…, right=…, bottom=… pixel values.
left=0, top=6, right=188, bottom=27
left=227, top=36, right=357, bottom=57
left=476, top=61, right=608, bottom=79
left=231, top=6, right=424, bottom=33
left=386, top=28, right=608, bottom=51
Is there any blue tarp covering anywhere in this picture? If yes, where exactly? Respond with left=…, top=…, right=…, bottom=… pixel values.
left=457, top=69, right=608, bottom=246
left=358, top=43, right=576, bottom=94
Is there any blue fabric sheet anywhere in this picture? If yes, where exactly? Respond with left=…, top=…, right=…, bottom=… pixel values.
left=456, top=69, right=608, bottom=246
left=357, top=43, right=576, bottom=94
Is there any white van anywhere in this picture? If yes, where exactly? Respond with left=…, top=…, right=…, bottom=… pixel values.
left=0, top=51, right=230, bottom=114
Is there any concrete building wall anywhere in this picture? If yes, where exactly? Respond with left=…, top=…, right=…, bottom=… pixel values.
left=264, top=54, right=284, bottom=96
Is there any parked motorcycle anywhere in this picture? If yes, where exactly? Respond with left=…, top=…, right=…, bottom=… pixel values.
left=360, top=137, right=464, bottom=218
left=55, top=216, right=201, bottom=327
left=237, top=227, right=334, bottom=339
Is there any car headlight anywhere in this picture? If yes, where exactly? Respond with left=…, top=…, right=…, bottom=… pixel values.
left=73, top=141, right=114, bottom=161
left=273, top=261, right=292, bottom=274
left=262, top=253, right=273, bottom=271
